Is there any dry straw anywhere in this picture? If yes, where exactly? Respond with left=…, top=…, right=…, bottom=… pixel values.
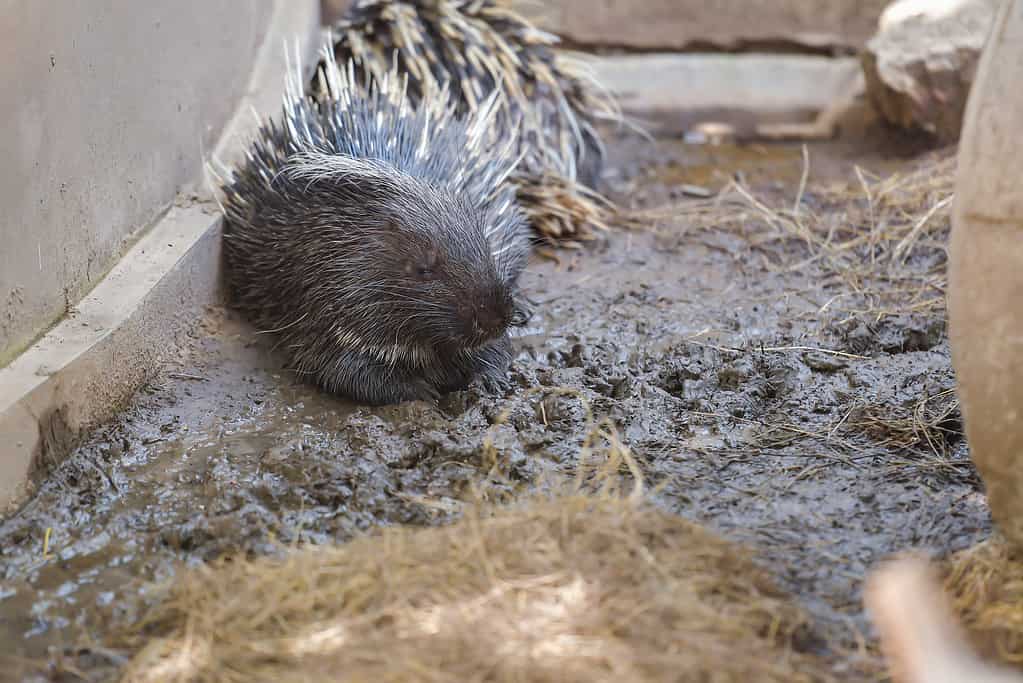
left=640, top=148, right=957, bottom=323
left=944, top=536, right=1023, bottom=669
left=115, top=498, right=835, bottom=683
left=110, top=411, right=837, bottom=683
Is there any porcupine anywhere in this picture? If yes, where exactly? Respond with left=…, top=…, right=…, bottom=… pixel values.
left=318, top=0, right=623, bottom=244
left=214, top=44, right=531, bottom=405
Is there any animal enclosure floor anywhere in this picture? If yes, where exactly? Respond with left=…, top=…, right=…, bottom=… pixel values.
left=0, top=133, right=989, bottom=681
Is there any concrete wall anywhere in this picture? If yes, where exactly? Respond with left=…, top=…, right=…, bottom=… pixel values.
left=0, top=2, right=275, bottom=366
left=0, top=1, right=321, bottom=511
left=514, top=0, right=888, bottom=52
left=321, top=0, right=887, bottom=52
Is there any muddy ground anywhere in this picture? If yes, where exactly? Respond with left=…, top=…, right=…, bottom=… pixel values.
left=0, top=133, right=990, bottom=681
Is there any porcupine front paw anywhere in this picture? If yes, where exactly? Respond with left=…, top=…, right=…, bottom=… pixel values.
left=478, top=368, right=512, bottom=395
left=406, top=378, right=442, bottom=403
left=473, top=335, right=515, bottom=396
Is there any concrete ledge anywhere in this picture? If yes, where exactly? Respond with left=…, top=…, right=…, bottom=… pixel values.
left=593, top=53, right=861, bottom=123
left=0, top=0, right=322, bottom=513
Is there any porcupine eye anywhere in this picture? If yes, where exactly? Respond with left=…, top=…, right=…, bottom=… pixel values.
left=407, top=250, right=441, bottom=281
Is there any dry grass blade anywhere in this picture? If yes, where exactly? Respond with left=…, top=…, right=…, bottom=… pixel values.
left=639, top=151, right=957, bottom=321
left=844, top=389, right=962, bottom=459
left=943, top=536, right=1023, bottom=670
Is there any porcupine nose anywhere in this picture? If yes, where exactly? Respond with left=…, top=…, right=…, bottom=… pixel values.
left=475, top=306, right=506, bottom=338
left=461, top=289, right=512, bottom=343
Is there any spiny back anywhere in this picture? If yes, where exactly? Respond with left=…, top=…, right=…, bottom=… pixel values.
left=220, top=41, right=528, bottom=280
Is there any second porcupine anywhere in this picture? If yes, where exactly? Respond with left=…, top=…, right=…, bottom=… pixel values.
left=215, top=46, right=531, bottom=405
left=320, top=0, right=624, bottom=244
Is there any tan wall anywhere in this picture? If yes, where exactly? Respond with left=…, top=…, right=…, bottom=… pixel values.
left=322, top=1, right=886, bottom=51
left=517, top=1, right=887, bottom=51
left=0, top=2, right=276, bottom=366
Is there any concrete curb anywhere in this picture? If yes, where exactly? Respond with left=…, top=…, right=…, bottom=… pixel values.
left=591, top=53, right=862, bottom=133
left=0, top=1, right=322, bottom=513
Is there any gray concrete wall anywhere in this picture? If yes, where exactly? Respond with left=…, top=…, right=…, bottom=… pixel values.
left=0, top=1, right=321, bottom=512
left=0, top=2, right=275, bottom=366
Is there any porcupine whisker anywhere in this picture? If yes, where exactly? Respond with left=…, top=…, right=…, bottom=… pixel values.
left=255, top=312, right=310, bottom=335
left=341, top=286, right=446, bottom=300
left=364, top=304, right=449, bottom=317
left=348, top=294, right=447, bottom=309
left=388, top=313, right=443, bottom=331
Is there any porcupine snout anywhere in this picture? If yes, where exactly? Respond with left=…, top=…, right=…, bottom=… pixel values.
left=458, top=286, right=514, bottom=346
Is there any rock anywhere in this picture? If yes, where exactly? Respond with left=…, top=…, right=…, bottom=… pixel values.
left=802, top=351, right=849, bottom=373
left=861, top=0, right=998, bottom=142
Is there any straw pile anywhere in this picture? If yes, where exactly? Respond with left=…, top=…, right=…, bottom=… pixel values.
left=648, top=150, right=957, bottom=322
left=113, top=493, right=836, bottom=683
left=943, top=535, right=1023, bottom=668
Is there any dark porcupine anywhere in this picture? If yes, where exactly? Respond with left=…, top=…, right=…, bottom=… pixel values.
left=317, top=0, right=623, bottom=246
left=214, top=45, right=531, bottom=405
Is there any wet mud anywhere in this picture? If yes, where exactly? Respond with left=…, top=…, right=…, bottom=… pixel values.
left=0, top=134, right=989, bottom=681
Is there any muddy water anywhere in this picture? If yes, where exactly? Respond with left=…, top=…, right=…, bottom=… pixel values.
left=0, top=135, right=989, bottom=681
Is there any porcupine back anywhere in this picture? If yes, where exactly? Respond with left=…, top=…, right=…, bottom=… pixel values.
left=321, top=0, right=623, bottom=244
left=215, top=43, right=531, bottom=405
